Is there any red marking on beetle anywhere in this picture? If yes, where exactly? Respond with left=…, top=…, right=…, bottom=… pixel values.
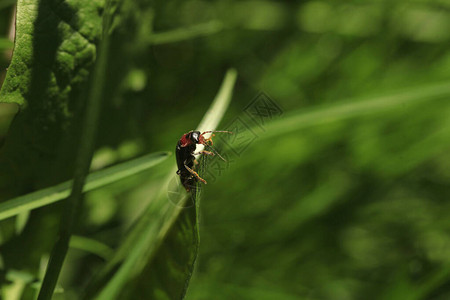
left=179, top=134, right=192, bottom=147
left=175, top=130, right=233, bottom=191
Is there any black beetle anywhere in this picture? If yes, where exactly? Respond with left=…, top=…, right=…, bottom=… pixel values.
left=176, top=130, right=231, bottom=191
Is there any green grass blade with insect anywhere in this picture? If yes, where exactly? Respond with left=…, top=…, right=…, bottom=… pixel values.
left=85, top=69, right=237, bottom=300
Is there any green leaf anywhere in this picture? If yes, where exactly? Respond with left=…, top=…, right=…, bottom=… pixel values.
left=85, top=69, right=237, bottom=300
left=0, top=151, right=170, bottom=221
left=0, top=0, right=105, bottom=197
left=0, top=0, right=103, bottom=106
left=0, top=0, right=106, bottom=284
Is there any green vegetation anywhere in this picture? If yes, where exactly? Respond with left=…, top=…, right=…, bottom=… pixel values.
left=0, top=0, right=449, bottom=299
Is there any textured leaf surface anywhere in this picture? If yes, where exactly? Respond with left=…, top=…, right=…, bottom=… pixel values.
left=0, top=0, right=104, bottom=196
left=0, top=0, right=105, bottom=290
left=0, top=0, right=103, bottom=106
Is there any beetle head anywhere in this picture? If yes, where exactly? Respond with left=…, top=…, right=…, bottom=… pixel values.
left=190, top=131, right=201, bottom=144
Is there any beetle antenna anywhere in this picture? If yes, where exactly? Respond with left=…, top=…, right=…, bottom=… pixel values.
left=204, top=144, right=227, bottom=162
left=197, top=130, right=232, bottom=161
left=201, top=130, right=233, bottom=135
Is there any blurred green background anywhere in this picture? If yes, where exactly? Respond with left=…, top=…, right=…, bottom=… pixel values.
left=1, top=0, right=450, bottom=299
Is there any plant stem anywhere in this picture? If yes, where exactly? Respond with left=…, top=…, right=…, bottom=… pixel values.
left=36, top=1, right=113, bottom=299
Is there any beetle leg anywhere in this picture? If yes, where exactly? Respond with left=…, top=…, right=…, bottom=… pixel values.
left=193, top=150, right=214, bottom=156
left=199, top=132, right=215, bottom=146
left=200, top=130, right=233, bottom=146
left=184, top=164, right=207, bottom=184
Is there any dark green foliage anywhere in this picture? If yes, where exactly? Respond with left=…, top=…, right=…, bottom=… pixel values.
left=1, top=0, right=450, bottom=299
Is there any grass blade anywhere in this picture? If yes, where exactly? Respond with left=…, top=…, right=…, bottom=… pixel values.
left=70, top=236, right=114, bottom=260
left=150, top=21, right=223, bottom=45
left=262, top=81, right=450, bottom=139
left=0, top=151, right=170, bottom=221
left=87, top=68, right=237, bottom=300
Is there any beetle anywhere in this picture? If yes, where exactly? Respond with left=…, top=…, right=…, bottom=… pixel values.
left=176, top=130, right=231, bottom=191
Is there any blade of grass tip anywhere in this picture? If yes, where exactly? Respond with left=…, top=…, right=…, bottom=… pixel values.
left=37, top=1, right=114, bottom=299
left=0, top=151, right=170, bottom=221
left=261, top=81, right=450, bottom=140
left=91, top=68, right=237, bottom=300
left=197, top=69, right=238, bottom=131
